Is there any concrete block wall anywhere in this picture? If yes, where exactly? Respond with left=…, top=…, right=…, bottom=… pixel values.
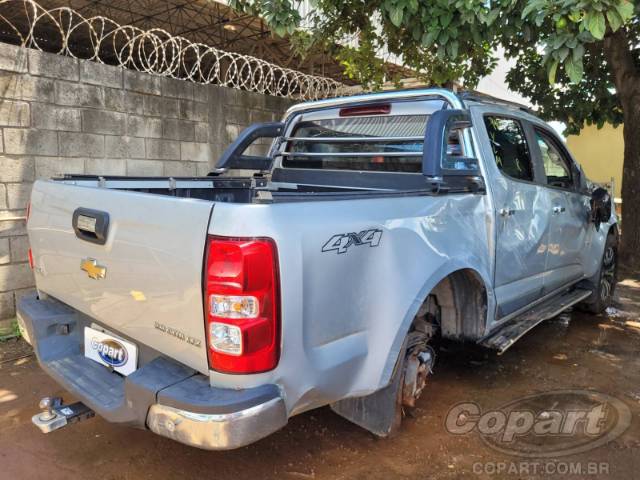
left=0, top=43, right=294, bottom=320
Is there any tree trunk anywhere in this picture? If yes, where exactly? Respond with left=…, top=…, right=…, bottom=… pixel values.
left=619, top=93, right=640, bottom=269
left=604, top=30, right=640, bottom=271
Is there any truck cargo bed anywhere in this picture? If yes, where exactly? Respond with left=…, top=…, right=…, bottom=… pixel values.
left=53, top=174, right=445, bottom=204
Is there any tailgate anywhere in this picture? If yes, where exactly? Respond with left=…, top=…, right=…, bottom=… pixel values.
left=28, top=180, right=213, bottom=374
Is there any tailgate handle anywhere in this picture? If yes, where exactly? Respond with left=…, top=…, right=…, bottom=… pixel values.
left=72, top=208, right=109, bottom=245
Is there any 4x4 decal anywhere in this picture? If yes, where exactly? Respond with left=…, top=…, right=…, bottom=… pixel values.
left=322, top=229, right=383, bottom=254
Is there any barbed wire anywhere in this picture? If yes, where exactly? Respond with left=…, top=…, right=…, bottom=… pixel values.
left=0, top=0, right=346, bottom=100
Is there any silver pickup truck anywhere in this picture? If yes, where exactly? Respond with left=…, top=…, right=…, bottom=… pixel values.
left=18, top=88, right=617, bottom=450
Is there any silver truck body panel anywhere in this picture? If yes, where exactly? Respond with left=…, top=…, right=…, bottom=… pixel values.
left=206, top=194, right=494, bottom=414
left=544, top=187, right=592, bottom=289
left=28, top=180, right=213, bottom=374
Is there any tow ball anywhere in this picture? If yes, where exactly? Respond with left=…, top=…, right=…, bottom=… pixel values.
left=31, top=397, right=95, bottom=433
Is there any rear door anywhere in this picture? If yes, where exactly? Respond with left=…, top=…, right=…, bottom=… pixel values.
left=531, top=127, right=590, bottom=292
left=476, top=112, right=552, bottom=318
left=28, top=180, right=213, bottom=374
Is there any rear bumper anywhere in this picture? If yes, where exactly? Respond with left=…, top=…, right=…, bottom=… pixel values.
left=17, top=293, right=287, bottom=450
left=147, top=398, right=286, bottom=450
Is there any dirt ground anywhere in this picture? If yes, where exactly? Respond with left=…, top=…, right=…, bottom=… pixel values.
left=2, top=278, right=640, bottom=480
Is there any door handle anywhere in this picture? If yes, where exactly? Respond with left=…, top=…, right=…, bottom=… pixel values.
left=499, top=208, right=515, bottom=217
left=552, top=206, right=566, bottom=214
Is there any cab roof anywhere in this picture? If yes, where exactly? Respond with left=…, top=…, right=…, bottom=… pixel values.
left=286, top=87, right=536, bottom=118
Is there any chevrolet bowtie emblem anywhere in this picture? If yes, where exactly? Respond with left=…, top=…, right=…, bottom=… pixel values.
left=80, top=258, right=107, bottom=280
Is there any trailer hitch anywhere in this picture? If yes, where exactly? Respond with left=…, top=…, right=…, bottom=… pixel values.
left=31, top=396, right=95, bottom=433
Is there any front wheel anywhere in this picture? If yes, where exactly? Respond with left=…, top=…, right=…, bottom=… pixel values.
left=581, top=234, right=617, bottom=314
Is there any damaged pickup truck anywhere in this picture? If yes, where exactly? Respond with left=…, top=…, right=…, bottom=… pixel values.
left=18, top=88, right=617, bottom=449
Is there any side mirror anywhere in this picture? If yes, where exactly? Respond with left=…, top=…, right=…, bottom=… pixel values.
left=590, top=187, right=612, bottom=231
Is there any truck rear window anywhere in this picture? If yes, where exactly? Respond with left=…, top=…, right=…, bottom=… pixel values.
left=282, top=99, right=460, bottom=173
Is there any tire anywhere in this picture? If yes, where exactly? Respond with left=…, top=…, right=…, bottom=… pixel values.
left=580, top=233, right=617, bottom=314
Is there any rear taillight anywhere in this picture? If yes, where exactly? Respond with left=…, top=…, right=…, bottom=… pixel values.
left=204, top=236, right=280, bottom=374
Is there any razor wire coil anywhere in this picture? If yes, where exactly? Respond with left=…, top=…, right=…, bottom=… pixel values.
left=0, top=0, right=345, bottom=100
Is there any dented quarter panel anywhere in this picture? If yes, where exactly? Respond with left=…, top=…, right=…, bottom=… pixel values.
left=207, top=193, right=495, bottom=415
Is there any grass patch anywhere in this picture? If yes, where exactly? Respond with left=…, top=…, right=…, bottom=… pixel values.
left=0, top=320, right=22, bottom=341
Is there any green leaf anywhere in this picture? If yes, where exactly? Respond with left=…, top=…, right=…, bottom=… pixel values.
left=390, top=7, right=404, bottom=27
left=471, top=27, right=482, bottom=44
left=421, top=29, right=439, bottom=47
left=565, top=55, right=584, bottom=83
left=572, top=44, right=585, bottom=62
left=521, top=1, right=542, bottom=20
left=548, top=59, right=559, bottom=84
left=412, top=25, right=421, bottom=41
left=577, top=29, right=593, bottom=42
left=449, top=40, right=459, bottom=58
left=552, top=35, right=566, bottom=49
left=615, top=0, right=634, bottom=21
left=568, top=10, right=582, bottom=23
left=440, top=12, right=453, bottom=28
left=606, top=9, right=623, bottom=32
left=558, top=47, right=569, bottom=61
left=587, top=11, right=606, bottom=40
left=486, top=9, right=499, bottom=25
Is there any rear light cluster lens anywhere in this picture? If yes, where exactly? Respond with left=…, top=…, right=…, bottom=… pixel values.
left=210, top=294, right=259, bottom=318
left=210, top=323, right=242, bottom=355
left=204, top=237, right=280, bottom=374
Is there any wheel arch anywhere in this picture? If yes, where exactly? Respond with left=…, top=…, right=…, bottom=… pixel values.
left=378, top=262, right=492, bottom=388
left=430, top=268, right=489, bottom=340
